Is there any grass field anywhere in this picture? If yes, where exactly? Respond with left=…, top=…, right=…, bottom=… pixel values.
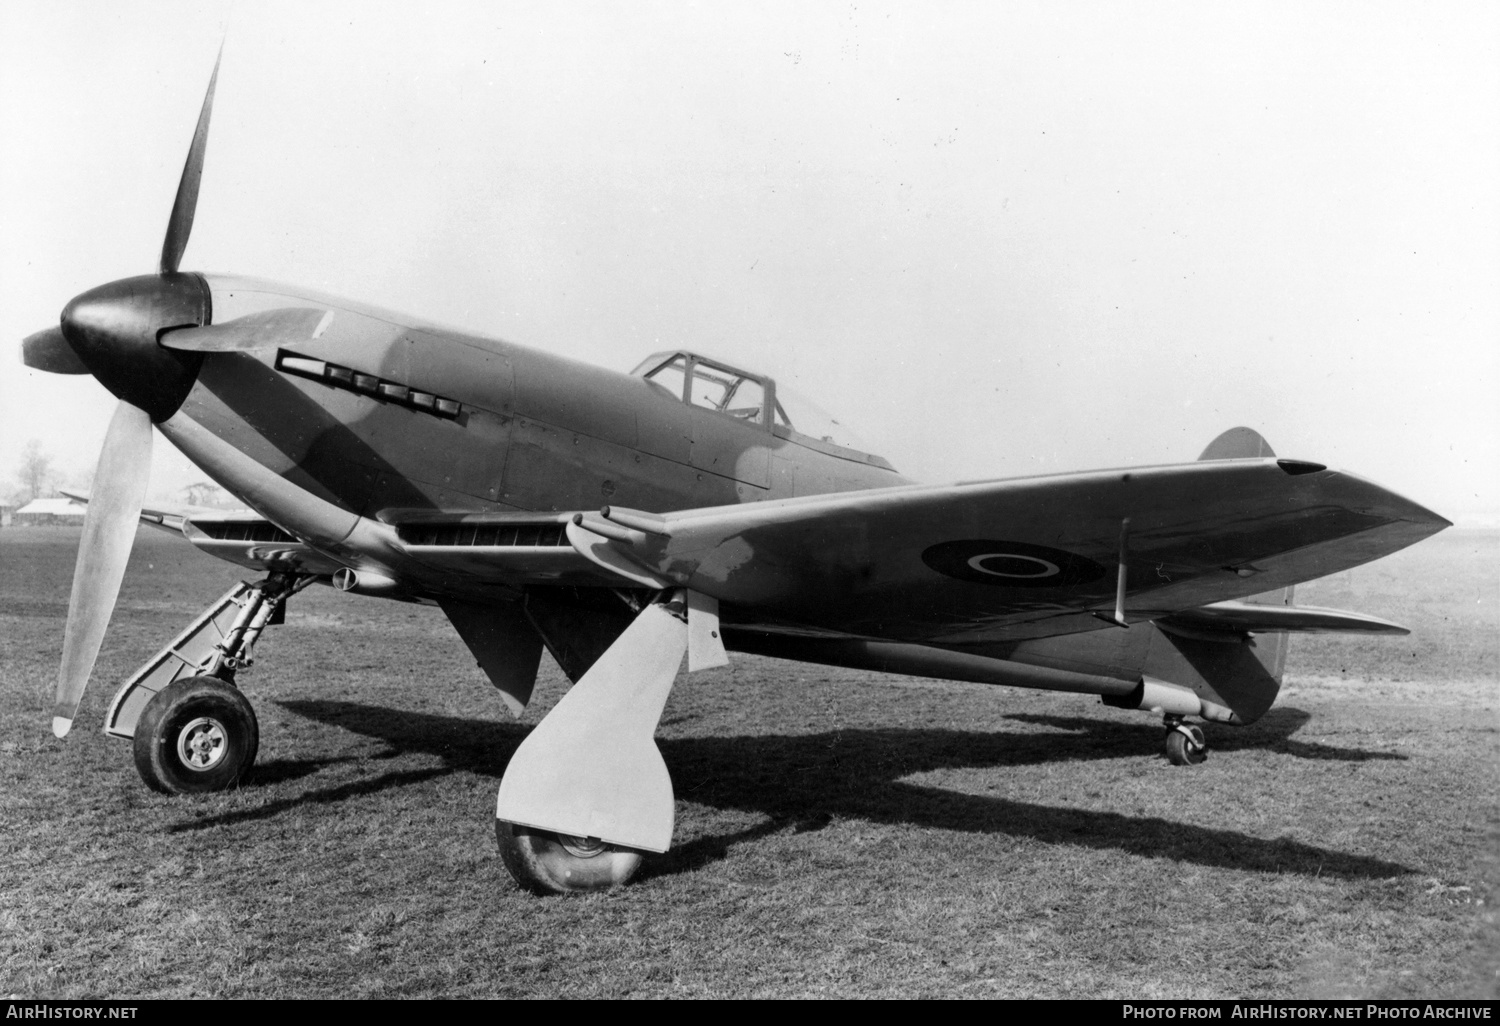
left=1, top=526, right=1495, bottom=998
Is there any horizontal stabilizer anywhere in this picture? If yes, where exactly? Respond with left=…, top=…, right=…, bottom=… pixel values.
left=1160, top=600, right=1409, bottom=636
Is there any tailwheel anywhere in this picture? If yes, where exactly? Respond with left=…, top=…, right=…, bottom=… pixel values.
left=1164, top=721, right=1208, bottom=766
left=133, top=676, right=259, bottom=793
left=496, top=820, right=644, bottom=895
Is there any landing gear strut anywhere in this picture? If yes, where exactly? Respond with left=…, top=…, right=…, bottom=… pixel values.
left=109, top=572, right=311, bottom=793
left=1164, top=716, right=1207, bottom=765
left=494, top=587, right=725, bottom=894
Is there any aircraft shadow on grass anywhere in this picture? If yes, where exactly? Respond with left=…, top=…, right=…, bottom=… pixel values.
left=165, top=698, right=1416, bottom=882
left=1003, top=707, right=1410, bottom=764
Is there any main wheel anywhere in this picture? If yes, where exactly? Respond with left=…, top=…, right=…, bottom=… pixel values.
left=1164, top=724, right=1208, bottom=766
left=495, top=820, right=644, bottom=894
left=133, top=676, right=259, bottom=794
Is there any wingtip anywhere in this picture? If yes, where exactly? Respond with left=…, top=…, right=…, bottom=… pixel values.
left=1406, top=502, right=1454, bottom=534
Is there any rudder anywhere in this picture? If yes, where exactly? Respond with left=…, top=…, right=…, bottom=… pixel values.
left=1198, top=425, right=1277, bottom=460
left=1149, top=426, right=1292, bottom=723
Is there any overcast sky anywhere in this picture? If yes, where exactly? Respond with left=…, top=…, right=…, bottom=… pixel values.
left=2, top=1, right=1496, bottom=522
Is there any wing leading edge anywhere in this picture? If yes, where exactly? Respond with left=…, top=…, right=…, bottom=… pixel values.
left=563, top=457, right=1446, bottom=644
left=132, top=456, right=1442, bottom=648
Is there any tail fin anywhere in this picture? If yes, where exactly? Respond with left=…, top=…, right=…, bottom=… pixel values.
left=1143, top=590, right=1293, bottom=724
left=1011, top=428, right=1392, bottom=725
left=1140, top=427, right=1292, bottom=723
left=1198, top=425, right=1277, bottom=460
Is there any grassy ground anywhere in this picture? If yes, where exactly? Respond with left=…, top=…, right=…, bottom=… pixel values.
left=1, top=527, right=1495, bottom=998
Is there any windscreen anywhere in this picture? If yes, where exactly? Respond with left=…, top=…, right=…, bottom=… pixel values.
left=774, top=382, right=870, bottom=451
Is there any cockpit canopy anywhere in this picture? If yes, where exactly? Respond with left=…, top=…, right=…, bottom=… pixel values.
left=632, top=351, right=779, bottom=427
left=630, top=350, right=892, bottom=469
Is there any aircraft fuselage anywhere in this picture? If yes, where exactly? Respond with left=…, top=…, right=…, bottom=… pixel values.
left=169, top=274, right=910, bottom=530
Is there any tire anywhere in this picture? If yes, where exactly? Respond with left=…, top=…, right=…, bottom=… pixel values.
left=133, top=676, right=259, bottom=794
left=495, top=820, right=644, bottom=895
left=1165, top=725, right=1207, bottom=766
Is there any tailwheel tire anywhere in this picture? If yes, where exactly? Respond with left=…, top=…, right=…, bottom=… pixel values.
left=133, top=676, right=258, bottom=794
left=495, top=820, right=644, bottom=895
left=1165, top=724, right=1208, bottom=766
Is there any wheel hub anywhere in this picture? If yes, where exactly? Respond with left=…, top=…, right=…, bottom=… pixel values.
left=1172, top=723, right=1207, bottom=749
left=558, top=834, right=607, bottom=859
left=176, top=716, right=228, bottom=771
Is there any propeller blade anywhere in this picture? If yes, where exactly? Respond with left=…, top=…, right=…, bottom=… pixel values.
left=159, top=46, right=223, bottom=276
left=53, top=401, right=153, bottom=738
left=22, top=326, right=88, bottom=374
left=159, top=308, right=331, bottom=353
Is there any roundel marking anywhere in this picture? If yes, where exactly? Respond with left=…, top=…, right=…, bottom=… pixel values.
left=922, top=540, right=1107, bottom=588
left=965, top=553, right=1061, bottom=579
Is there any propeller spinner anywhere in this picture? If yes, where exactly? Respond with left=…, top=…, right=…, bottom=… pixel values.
left=21, top=50, right=222, bottom=737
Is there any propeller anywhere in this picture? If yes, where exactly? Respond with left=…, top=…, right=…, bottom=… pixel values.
left=24, top=48, right=223, bottom=737
left=22, top=327, right=88, bottom=374
left=160, top=307, right=330, bottom=353
left=53, top=402, right=153, bottom=736
left=161, top=46, right=221, bottom=277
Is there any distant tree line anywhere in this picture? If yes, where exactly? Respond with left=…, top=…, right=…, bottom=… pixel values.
left=12, top=440, right=54, bottom=506
left=4, top=441, right=233, bottom=510
left=4, top=440, right=93, bottom=508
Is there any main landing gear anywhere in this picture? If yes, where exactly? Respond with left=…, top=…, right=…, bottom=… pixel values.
left=495, top=822, right=645, bottom=894
left=115, top=575, right=721, bottom=895
left=494, top=588, right=727, bottom=894
left=106, top=572, right=311, bottom=794
left=134, top=676, right=259, bottom=793
left=1164, top=716, right=1208, bottom=765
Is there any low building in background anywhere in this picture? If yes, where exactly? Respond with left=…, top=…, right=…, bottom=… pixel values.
left=12, top=497, right=86, bottom=526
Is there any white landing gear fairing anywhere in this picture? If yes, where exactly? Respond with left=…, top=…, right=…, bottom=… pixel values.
left=495, top=590, right=725, bottom=893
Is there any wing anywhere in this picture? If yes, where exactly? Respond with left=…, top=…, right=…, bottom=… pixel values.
left=180, top=513, right=348, bottom=575
left=59, top=487, right=251, bottom=536
left=561, top=457, right=1446, bottom=644
left=113, top=458, right=1441, bottom=645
